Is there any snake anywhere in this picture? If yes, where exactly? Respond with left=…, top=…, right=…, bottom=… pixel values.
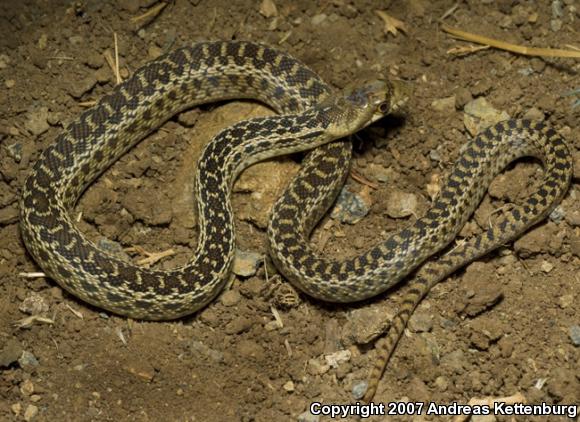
left=19, top=41, right=572, bottom=400
left=19, top=40, right=406, bottom=320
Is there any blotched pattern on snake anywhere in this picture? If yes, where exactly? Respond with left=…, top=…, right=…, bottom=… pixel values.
left=19, top=41, right=572, bottom=400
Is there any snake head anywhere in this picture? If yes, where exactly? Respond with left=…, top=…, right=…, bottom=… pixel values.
left=323, top=77, right=411, bottom=137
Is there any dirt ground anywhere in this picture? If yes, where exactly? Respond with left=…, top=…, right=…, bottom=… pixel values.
left=0, top=0, right=579, bottom=421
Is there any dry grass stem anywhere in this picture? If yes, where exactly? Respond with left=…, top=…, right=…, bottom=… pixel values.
left=131, top=1, right=167, bottom=26
left=442, top=24, right=580, bottom=58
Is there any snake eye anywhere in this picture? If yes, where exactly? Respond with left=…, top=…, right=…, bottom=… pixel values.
left=378, top=101, right=390, bottom=113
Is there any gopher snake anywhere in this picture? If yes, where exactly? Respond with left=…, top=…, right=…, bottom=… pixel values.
left=20, top=41, right=572, bottom=399
left=20, top=41, right=406, bottom=320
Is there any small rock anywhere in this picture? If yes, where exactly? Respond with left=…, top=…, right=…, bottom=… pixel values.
left=0, top=205, right=19, bottom=225
left=68, top=75, right=98, bottom=98
left=455, top=87, right=473, bottom=109
left=343, top=304, right=394, bottom=344
left=298, top=410, right=320, bottom=422
left=307, top=357, right=330, bottom=375
left=367, top=163, right=392, bottom=182
left=540, top=260, right=554, bottom=273
left=324, top=349, right=351, bottom=368
left=5, top=79, right=15, bottom=88
left=460, top=288, right=503, bottom=317
left=440, top=349, right=467, bottom=373
left=384, top=189, right=418, bottom=218
left=233, top=250, right=262, bottom=277
left=6, top=142, right=22, bottom=162
left=282, top=380, right=295, bottom=392
left=259, top=0, right=278, bottom=18
left=190, top=340, right=224, bottom=362
left=11, top=403, right=21, bottom=416
left=24, top=107, right=50, bottom=136
left=434, top=376, right=449, bottom=391
left=550, top=19, right=562, bottom=31
left=463, top=97, right=510, bottom=136
left=352, top=381, right=367, bottom=400
left=18, top=351, right=39, bottom=368
left=0, top=54, right=10, bottom=69
left=224, top=316, right=253, bottom=335
left=523, top=107, right=544, bottom=121
left=19, top=293, right=49, bottom=315
left=177, top=109, right=200, bottom=127
left=23, top=404, right=38, bottom=422
left=569, top=325, right=580, bottom=346
left=330, top=186, right=370, bottom=224
left=20, top=379, right=34, bottom=396
left=431, top=96, right=456, bottom=112
left=220, top=289, right=241, bottom=307
left=311, top=13, right=327, bottom=25
left=97, top=239, right=131, bottom=261
left=408, top=311, right=433, bottom=333
left=124, top=359, right=156, bottom=382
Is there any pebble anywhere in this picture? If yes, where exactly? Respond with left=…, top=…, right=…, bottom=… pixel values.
left=220, top=289, right=241, bottom=306
left=431, top=96, right=456, bottom=112
left=20, top=379, right=34, bottom=396
left=434, top=376, right=449, bottom=391
left=19, top=293, right=49, bottom=315
left=367, top=163, right=392, bottom=182
left=0, top=53, right=10, bottom=69
left=307, top=357, right=330, bottom=375
left=384, top=189, right=418, bottom=219
left=311, top=13, right=327, bottom=25
left=330, top=186, right=370, bottom=224
left=569, top=325, right=580, bottom=346
left=440, top=349, right=467, bottom=373
left=0, top=205, right=19, bottom=225
left=352, top=381, right=367, bottom=400
left=408, top=311, right=433, bottom=333
left=24, top=107, right=50, bottom=136
left=232, top=249, right=262, bottom=277
left=259, top=0, right=278, bottom=18
left=97, top=239, right=131, bottom=261
left=523, top=107, right=544, bottom=121
left=540, top=260, right=554, bottom=273
left=224, top=316, right=253, bottom=335
left=463, top=97, right=510, bottom=136
left=23, top=404, right=38, bottom=422
left=124, top=359, right=156, bottom=382
left=342, top=304, right=394, bottom=344
left=282, top=380, right=295, bottom=392
left=324, top=349, right=351, bottom=368
left=18, top=351, right=39, bottom=368
left=297, top=410, right=320, bottom=422
left=6, top=142, right=22, bottom=162
left=68, top=75, right=98, bottom=98
left=190, top=340, right=224, bottom=362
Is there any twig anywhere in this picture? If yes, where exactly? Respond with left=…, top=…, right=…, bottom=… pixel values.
left=131, top=1, right=167, bottom=27
left=350, top=169, right=379, bottom=189
left=113, top=33, right=121, bottom=84
left=440, top=2, right=460, bottom=21
left=441, top=24, right=580, bottom=58
left=19, top=272, right=46, bottom=278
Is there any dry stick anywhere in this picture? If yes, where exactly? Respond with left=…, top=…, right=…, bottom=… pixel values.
left=113, top=33, right=121, bottom=85
left=441, top=24, right=580, bottom=58
left=131, top=1, right=167, bottom=26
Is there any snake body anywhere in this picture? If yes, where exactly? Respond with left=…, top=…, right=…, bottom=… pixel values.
left=20, top=41, right=404, bottom=320
left=20, top=41, right=572, bottom=397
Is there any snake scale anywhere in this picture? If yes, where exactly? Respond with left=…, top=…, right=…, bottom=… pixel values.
left=20, top=41, right=572, bottom=400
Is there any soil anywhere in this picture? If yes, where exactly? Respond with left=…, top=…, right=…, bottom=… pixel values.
left=0, top=1, right=579, bottom=421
